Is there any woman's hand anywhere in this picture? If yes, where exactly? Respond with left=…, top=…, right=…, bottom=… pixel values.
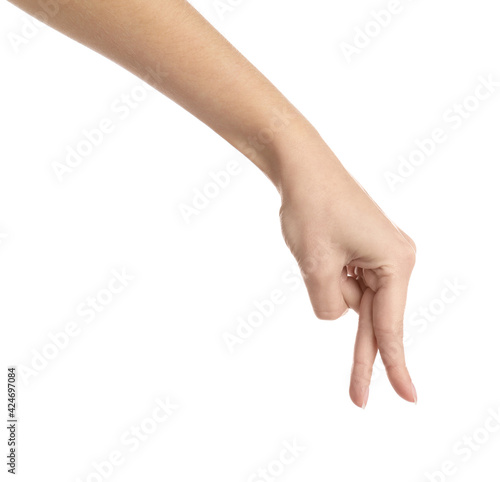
left=275, top=128, right=417, bottom=408
left=8, top=0, right=417, bottom=409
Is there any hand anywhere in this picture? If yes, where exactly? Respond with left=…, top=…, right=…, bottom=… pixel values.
left=276, top=131, right=417, bottom=408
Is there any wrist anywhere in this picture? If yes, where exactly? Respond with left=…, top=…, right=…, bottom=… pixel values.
left=242, top=113, right=346, bottom=198
left=233, top=108, right=335, bottom=188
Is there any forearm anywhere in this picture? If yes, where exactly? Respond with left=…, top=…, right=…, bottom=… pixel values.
left=9, top=0, right=329, bottom=190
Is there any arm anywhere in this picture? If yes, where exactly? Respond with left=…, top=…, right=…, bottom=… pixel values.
left=8, top=0, right=417, bottom=408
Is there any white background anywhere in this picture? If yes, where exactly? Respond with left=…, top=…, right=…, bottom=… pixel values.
left=1, top=0, right=500, bottom=480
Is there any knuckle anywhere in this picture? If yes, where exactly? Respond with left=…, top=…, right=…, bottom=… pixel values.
left=394, top=242, right=416, bottom=270
left=407, top=236, right=417, bottom=253
left=373, top=325, right=405, bottom=357
left=376, top=338, right=405, bottom=366
left=351, top=360, right=374, bottom=384
left=374, top=322, right=404, bottom=338
left=300, top=254, right=335, bottom=282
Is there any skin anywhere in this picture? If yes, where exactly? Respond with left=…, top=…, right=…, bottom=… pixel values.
left=8, top=0, right=417, bottom=408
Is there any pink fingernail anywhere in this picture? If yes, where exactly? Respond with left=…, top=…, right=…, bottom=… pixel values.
left=412, top=383, right=418, bottom=405
left=361, top=387, right=369, bottom=410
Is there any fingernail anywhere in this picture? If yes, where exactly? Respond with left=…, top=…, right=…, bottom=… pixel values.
left=361, top=387, right=369, bottom=410
left=411, top=383, right=418, bottom=405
